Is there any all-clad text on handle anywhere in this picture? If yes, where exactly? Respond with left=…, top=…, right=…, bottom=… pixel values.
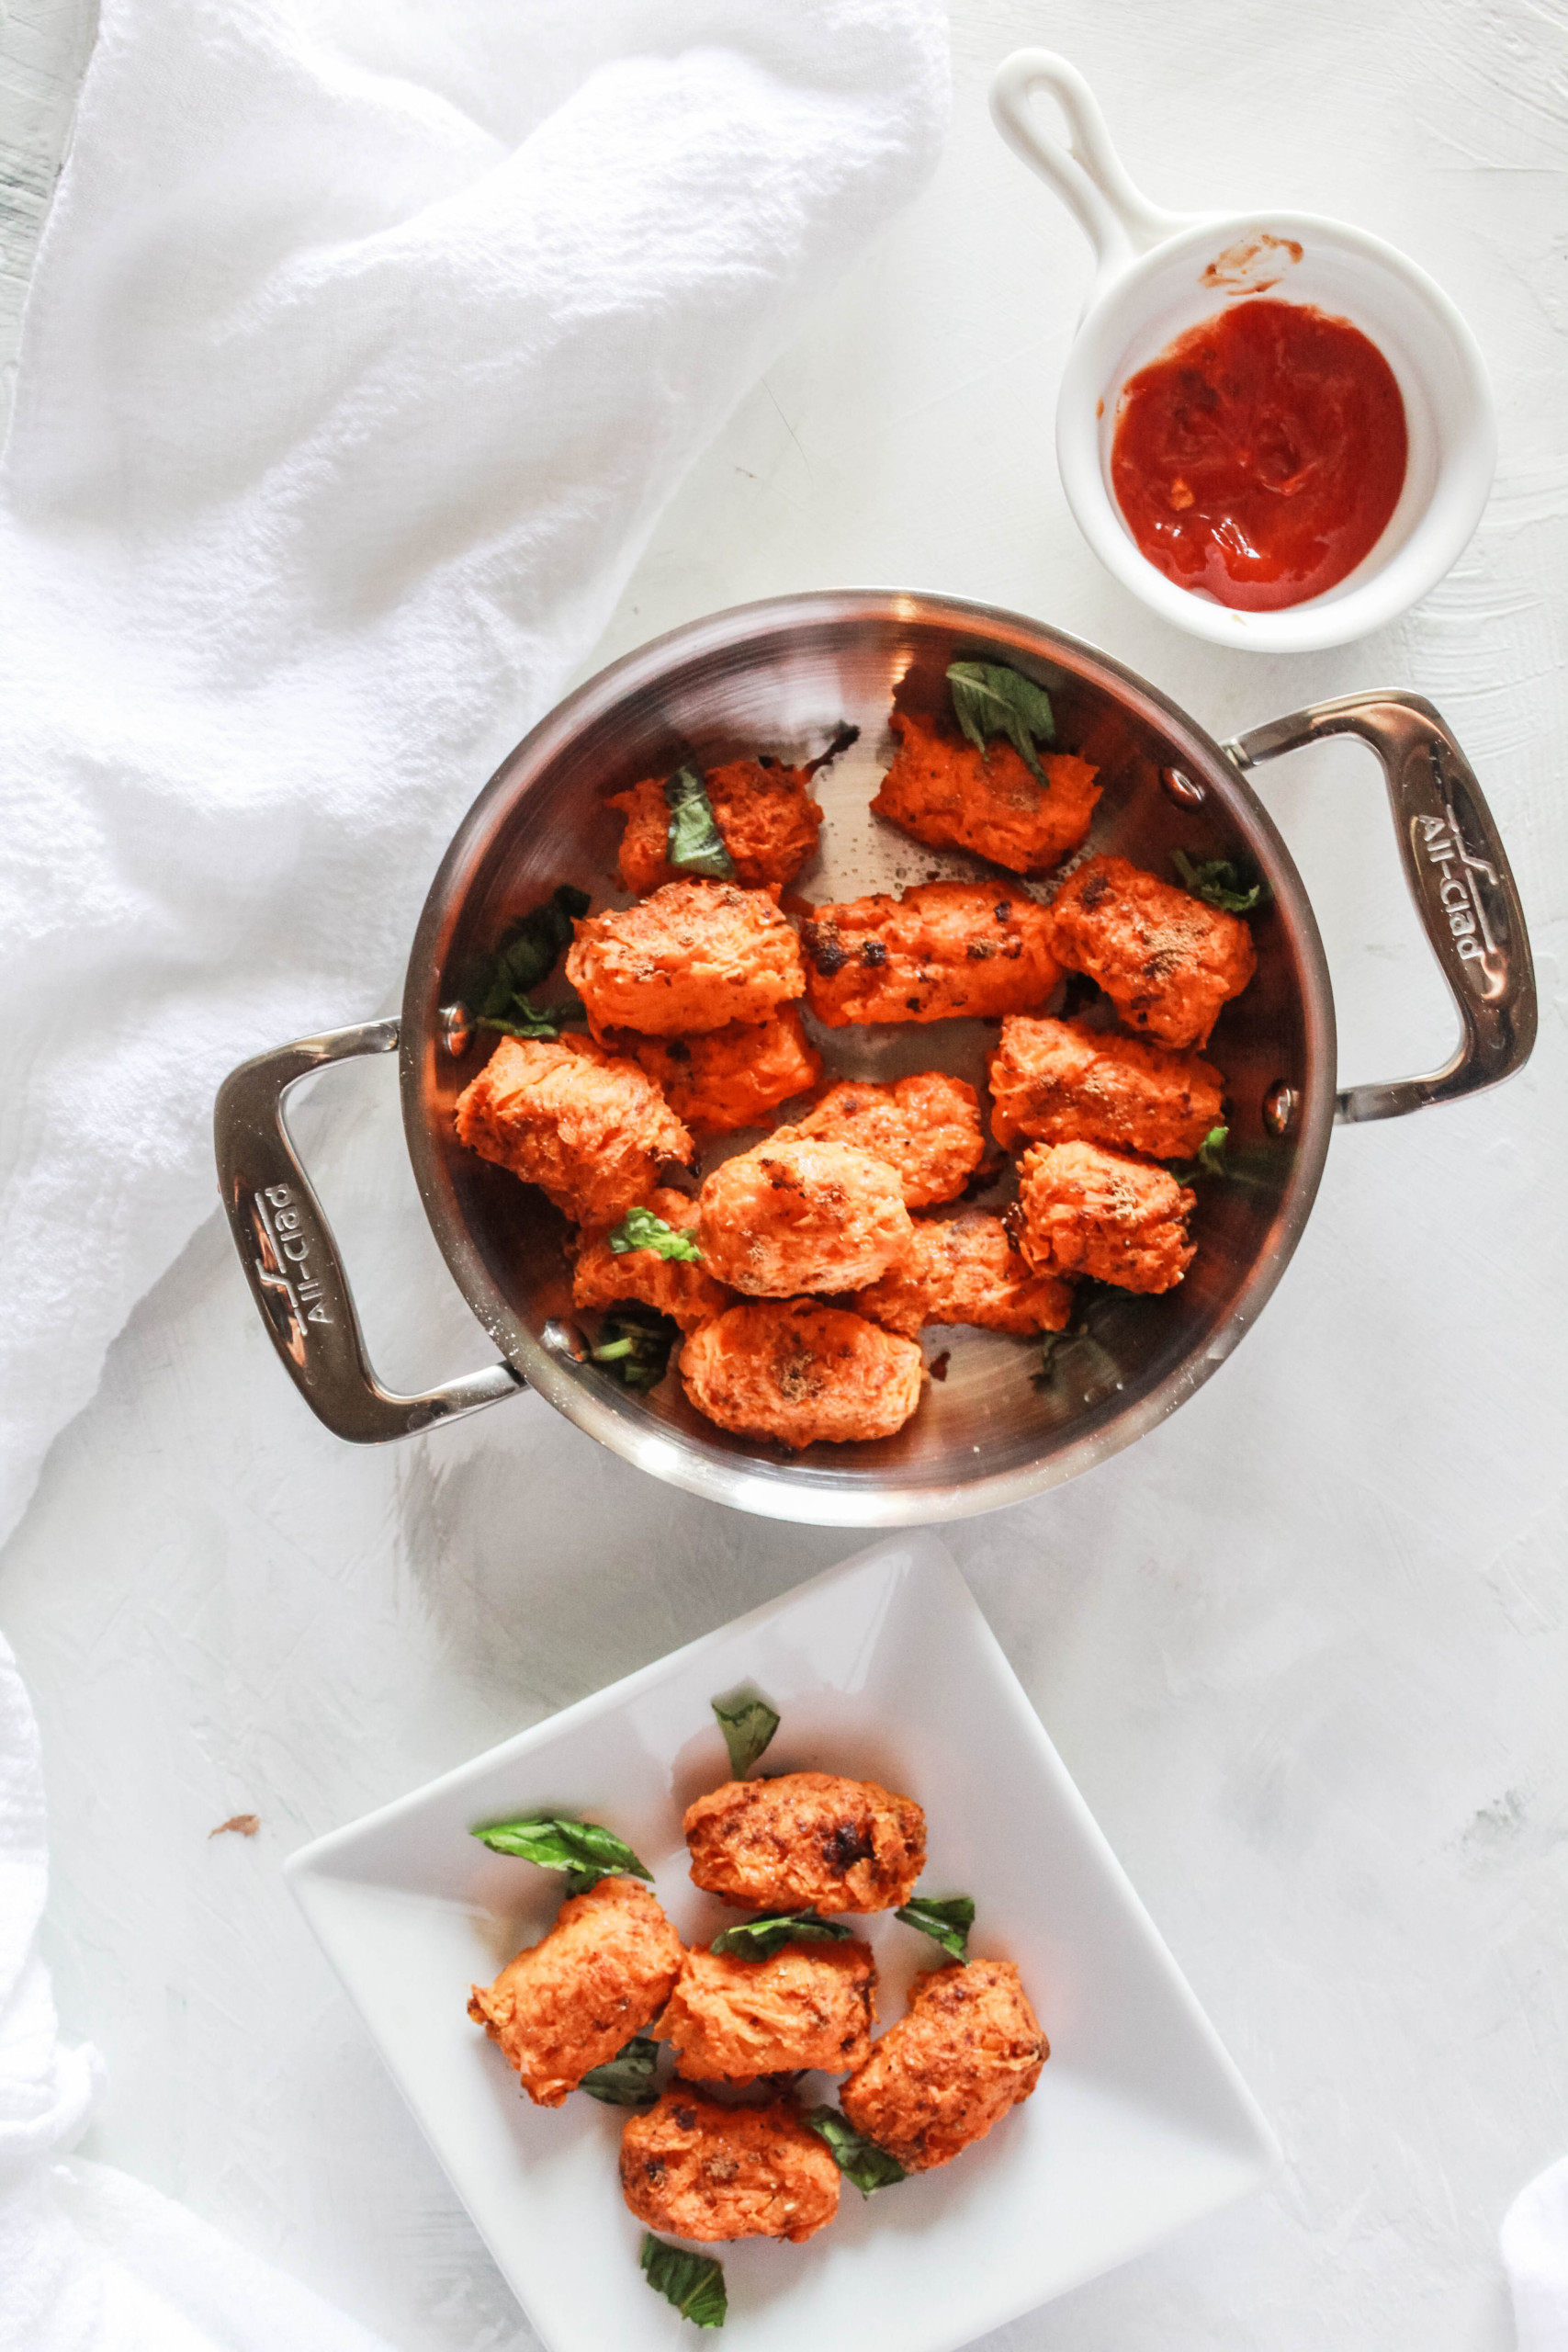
left=1227, top=693, right=1537, bottom=1124
left=214, top=1017, right=523, bottom=1443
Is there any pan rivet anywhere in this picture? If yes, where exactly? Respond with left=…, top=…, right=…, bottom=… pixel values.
left=543, top=1318, right=589, bottom=1363
left=1263, top=1082, right=1297, bottom=1136
left=439, top=1002, right=473, bottom=1057
left=1160, top=766, right=1205, bottom=808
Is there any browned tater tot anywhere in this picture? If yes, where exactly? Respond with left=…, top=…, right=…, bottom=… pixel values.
left=1014, top=1139, right=1195, bottom=1294
left=801, top=880, right=1060, bottom=1027
left=779, top=1071, right=985, bottom=1207
left=615, top=1007, right=821, bottom=1134
left=619, top=2086, right=840, bottom=2242
left=697, top=1135, right=913, bottom=1297
left=683, top=1770, right=926, bottom=1913
left=872, top=708, right=1100, bottom=874
left=454, top=1035, right=692, bottom=1224
left=853, top=1209, right=1076, bottom=1339
left=840, top=1959, right=1048, bottom=2171
left=565, top=878, right=805, bottom=1038
left=467, top=1877, right=684, bottom=2108
left=1045, top=854, right=1256, bottom=1048
left=680, top=1299, right=924, bottom=1450
left=610, top=758, right=823, bottom=895
left=705, top=757, right=824, bottom=888
left=988, top=1013, right=1224, bottom=1157
left=570, top=1186, right=730, bottom=1332
left=653, top=1939, right=876, bottom=2079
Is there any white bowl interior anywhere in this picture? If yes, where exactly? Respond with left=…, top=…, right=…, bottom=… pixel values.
left=1057, top=213, right=1495, bottom=650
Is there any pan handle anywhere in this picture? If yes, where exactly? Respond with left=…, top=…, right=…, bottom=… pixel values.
left=214, top=1017, right=524, bottom=1442
left=1225, top=691, right=1537, bottom=1125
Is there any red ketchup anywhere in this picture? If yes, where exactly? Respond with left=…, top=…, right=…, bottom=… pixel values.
left=1109, top=299, right=1408, bottom=611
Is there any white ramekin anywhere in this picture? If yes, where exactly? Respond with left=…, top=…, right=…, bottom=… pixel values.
left=990, top=51, right=1496, bottom=654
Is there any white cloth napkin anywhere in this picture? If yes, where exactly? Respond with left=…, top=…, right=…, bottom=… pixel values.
left=0, top=1632, right=396, bottom=2351
left=0, top=0, right=948, bottom=1547
left=1505, top=2158, right=1568, bottom=2351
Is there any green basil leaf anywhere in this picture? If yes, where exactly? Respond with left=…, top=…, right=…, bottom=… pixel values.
left=946, top=661, right=1056, bottom=786
left=579, top=2033, right=661, bottom=2109
left=710, top=1684, right=780, bottom=1777
left=592, top=1304, right=681, bottom=1391
left=1169, top=1124, right=1229, bottom=1183
left=1169, top=851, right=1268, bottom=915
left=479, top=885, right=590, bottom=1002
left=471, top=885, right=592, bottom=1036
left=801, top=2106, right=907, bottom=2197
left=1196, top=1123, right=1229, bottom=1177
left=470, top=1813, right=653, bottom=1892
left=640, top=2235, right=727, bottom=2329
left=665, top=765, right=737, bottom=881
left=609, top=1206, right=705, bottom=1263
left=708, top=1909, right=853, bottom=1961
left=896, top=1893, right=976, bottom=1964
left=476, top=996, right=572, bottom=1042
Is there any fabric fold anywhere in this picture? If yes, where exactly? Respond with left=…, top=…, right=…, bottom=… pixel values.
left=0, top=0, right=949, bottom=1544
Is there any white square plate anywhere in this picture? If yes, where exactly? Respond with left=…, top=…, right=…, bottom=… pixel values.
left=288, top=1535, right=1277, bottom=2351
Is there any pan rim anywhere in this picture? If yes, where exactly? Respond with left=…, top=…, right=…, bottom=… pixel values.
left=400, top=587, right=1337, bottom=1525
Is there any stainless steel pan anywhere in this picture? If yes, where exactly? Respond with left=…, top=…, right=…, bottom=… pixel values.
left=214, top=591, right=1535, bottom=1524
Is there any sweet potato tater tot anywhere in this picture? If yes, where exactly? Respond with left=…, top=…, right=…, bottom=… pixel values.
left=680, top=1300, right=923, bottom=1450
left=1015, top=1140, right=1195, bottom=1294
left=779, top=1072, right=985, bottom=1207
left=468, top=1877, right=684, bottom=2109
left=1045, top=854, right=1256, bottom=1048
left=618, top=1007, right=821, bottom=1134
left=565, top=879, right=805, bottom=1039
left=654, top=1939, right=877, bottom=2080
left=570, top=1187, right=730, bottom=1333
left=453, top=1035, right=692, bottom=1225
left=610, top=758, right=824, bottom=895
left=801, top=881, right=1060, bottom=1027
left=704, top=759, right=823, bottom=888
left=697, top=1136, right=913, bottom=1296
left=853, top=1211, right=1075, bottom=1340
left=988, top=1014, right=1224, bottom=1158
left=872, top=709, right=1101, bottom=875
left=684, top=1770, right=926, bottom=1914
left=840, top=1960, right=1048, bottom=2173
left=620, top=2086, right=840, bottom=2243
left=606, top=776, right=677, bottom=896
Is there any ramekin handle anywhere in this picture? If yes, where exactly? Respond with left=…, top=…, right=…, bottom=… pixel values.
left=990, top=51, right=1193, bottom=306
left=214, top=1017, right=524, bottom=1442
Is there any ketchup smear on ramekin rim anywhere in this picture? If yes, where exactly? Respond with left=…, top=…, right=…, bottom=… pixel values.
left=1109, top=298, right=1408, bottom=613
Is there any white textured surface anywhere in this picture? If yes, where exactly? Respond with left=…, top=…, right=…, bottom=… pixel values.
left=2, top=6, right=1566, bottom=2352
